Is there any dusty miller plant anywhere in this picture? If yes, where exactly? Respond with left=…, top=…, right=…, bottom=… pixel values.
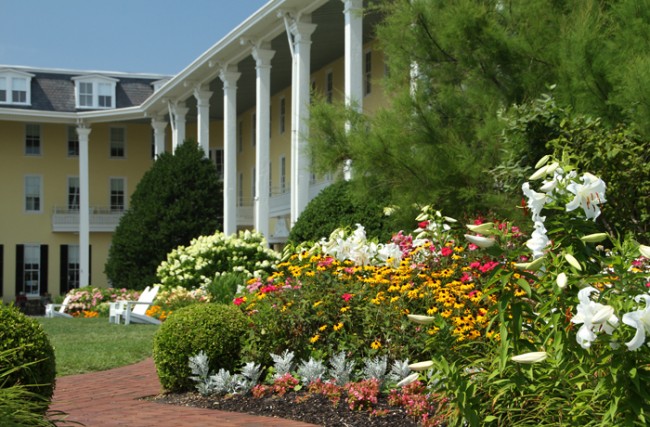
left=362, top=355, right=388, bottom=384
left=297, top=357, right=327, bottom=385
left=386, top=359, right=411, bottom=384
left=188, top=351, right=214, bottom=396
left=328, top=351, right=356, bottom=385
left=270, top=350, right=295, bottom=379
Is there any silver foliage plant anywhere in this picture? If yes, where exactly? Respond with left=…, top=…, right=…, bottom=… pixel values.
left=189, top=349, right=415, bottom=395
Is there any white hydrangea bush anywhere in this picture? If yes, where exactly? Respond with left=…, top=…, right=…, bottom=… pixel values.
left=156, top=230, right=281, bottom=293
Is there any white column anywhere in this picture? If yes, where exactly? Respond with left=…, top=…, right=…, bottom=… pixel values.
left=252, top=45, right=276, bottom=240
left=342, top=0, right=363, bottom=181
left=172, top=102, right=188, bottom=151
left=343, top=0, right=363, bottom=112
left=151, top=118, right=167, bottom=158
left=194, top=87, right=213, bottom=157
left=219, top=66, right=241, bottom=235
left=76, top=125, right=91, bottom=288
left=289, top=16, right=317, bottom=226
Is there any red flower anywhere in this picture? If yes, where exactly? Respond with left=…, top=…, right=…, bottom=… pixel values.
left=342, top=293, right=353, bottom=302
left=440, top=246, right=453, bottom=257
left=233, top=297, right=245, bottom=306
left=418, top=220, right=429, bottom=229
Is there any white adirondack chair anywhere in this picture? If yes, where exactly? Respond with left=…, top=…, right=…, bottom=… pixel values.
left=114, top=285, right=161, bottom=325
left=108, top=286, right=150, bottom=324
left=45, top=295, right=73, bottom=318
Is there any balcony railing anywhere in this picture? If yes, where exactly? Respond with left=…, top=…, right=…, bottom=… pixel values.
left=52, top=206, right=125, bottom=233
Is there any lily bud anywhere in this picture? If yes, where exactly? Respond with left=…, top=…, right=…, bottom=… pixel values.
left=529, top=165, right=549, bottom=180
left=534, top=155, right=551, bottom=169
left=396, top=373, right=419, bottom=387
left=639, top=245, right=650, bottom=259
left=565, top=253, right=582, bottom=271
left=514, top=256, right=545, bottom=271
left=580, top=233, right=608, bottom=243
left=407, top=314, right=436, bottom=325
left=464, top=234, right=496, bottom=248
left=511, top=351, right=548, bottom=364
left=556, top=272, right=568, bottom=289
left=545, top=162, right=560, bottom=175
left=466, top=222, right=495, bottom=234
left=408, top=360, right=434, bottom=372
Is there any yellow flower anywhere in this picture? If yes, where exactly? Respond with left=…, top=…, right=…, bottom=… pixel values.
left=370, top=340, right=382, bottom=350
left=340, top=306, right=350, bottom=313
left=313, top=300, right=323, bottom=308
left=333, top=322, right=343, bottom=331
left=310, top=334, right=320, bottom=343
left=319, top=324, right=328, bottom=331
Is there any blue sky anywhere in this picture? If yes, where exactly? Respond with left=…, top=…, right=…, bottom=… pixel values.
left=0, top=0, right=268, bottom=76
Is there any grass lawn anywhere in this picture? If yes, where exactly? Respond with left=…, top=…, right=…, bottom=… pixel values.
left=37, top=317, right=158, bottom=377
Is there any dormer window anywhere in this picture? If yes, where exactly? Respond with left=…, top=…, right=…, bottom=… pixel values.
left=72, top=75, right=118, bottom=109
left=0, top=69, right=34, bottom=106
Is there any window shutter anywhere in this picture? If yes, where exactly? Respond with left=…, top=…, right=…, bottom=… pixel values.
left=40, top=245, right=48, bottom=295
left=60, top=245, right=68, bottom=294
left=15, top=245, right=24, bottom=295
left=0, top=245, right=4, bottom=297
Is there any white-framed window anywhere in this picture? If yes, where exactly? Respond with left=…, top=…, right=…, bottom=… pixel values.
left=109, top=177, right=125, bottom=212
left=25, top=175, right=42, bottom=213
left=209, top=148, right=224, bottom=180
left=251, top=112, right=256, bottom=147
left=23, top=244, right=41, bottom=296
left=110, top=128, right=125, bottom=158
left=326, top=70, right=333, bottom=103
left=65, top=244, right=80, bottom=291
left=280, top=155, right=287, bottom=194
left=68, top=126, right=79, bottom=157
left=72, top=75, right=118, bottom=109
left=25, top=124, right=41, bottom=156
left=237, top=120, right=243, bottom=153
left=68, top=176, right=80, bottom=211
left=0, top=69, right=33, bottom=106
left=364, top=50, right=372, bottom=96
left=279, top=97, right=286, bottom=134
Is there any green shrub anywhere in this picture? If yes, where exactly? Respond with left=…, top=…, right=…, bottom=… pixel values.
left=0, top=304, right=56, bottom=403
left=206, top=271, right=248, bottom=304
left=156, top=229, right=279, bottom=293
left=153, top=303, right=249, bottom=392
left=288, top=180, right=397, bottom=245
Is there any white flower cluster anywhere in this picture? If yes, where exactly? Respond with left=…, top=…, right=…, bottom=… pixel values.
left=156, top=230, right=280, bottom=291
left=318, top=224, right=403, bottom=268
left=521, top=156, right=607, bottom=259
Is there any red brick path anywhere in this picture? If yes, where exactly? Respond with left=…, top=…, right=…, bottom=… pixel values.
left=51, top=358, right=317, bottom=427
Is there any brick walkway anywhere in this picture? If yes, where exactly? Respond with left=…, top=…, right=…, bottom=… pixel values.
left=51, top=358, right=317, bottom=427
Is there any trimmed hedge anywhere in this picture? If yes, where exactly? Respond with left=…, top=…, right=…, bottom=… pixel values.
left=152, top=303, right=249, bottom=392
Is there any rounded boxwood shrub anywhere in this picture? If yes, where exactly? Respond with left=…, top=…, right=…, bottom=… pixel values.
left=153, top=303, right=249, bottom=392
left=0, top=304, right=56, bottom=402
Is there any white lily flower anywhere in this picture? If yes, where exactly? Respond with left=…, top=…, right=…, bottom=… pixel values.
left=525, top=221, right=549, bottom=259
left=408, top=360, right=434, bottom=371
left=622, top=294, right=650, bottom=351
left=639, top=245, right=650, bottom=259
left=464, top=234, right=496, bottom=248
left=407, top=314, right=436, bottom=325
left=565, top=173, right=607, bottom=220
left=522, top=182, right=548, bottom=222
left=511, top=351, right=548, bottom=364
left=572, top=287, right=619, bottom=349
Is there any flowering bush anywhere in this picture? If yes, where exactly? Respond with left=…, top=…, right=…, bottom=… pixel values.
left=405, top=156, right=650, bottom=426
left=156, top=230, right=280, bottom=302
left=65, top=287, right=141, bottom=316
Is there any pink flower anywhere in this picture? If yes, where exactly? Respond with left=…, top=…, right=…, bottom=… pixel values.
left=233, top=297, right=245, bottom=306
left=440, top=247, right=453, bottom=257
left=342, top=293, right=353, bottom=302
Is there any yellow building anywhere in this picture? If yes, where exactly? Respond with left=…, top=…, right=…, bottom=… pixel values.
left=0, top=0, right=386, bottom=303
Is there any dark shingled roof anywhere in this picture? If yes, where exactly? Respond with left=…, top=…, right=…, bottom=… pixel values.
left=22, top=71, right=159, bottom=112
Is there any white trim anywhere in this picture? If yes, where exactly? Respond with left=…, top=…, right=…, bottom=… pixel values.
left=72, top=75, right=118, bottom=109
left=24, top=174, right=43, bottom=214
left=0, top=69, right=34, bottom=106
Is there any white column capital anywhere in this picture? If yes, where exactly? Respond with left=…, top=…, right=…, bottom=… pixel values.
left=151, top=117, right=168, bottom=130
left=252, top=46, right=276, bottom=69
left=172, top=102, right=189, bottom=117
left=219, top=66, right=241, bottom=89
left=289, top=17, right=317, bottom=43
left=76, top=125, right=91, bottom=138
left=193, top=87, right=213, bottom=107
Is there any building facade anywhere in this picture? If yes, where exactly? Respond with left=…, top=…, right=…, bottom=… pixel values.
left=0, top=0, right=386, bottom=303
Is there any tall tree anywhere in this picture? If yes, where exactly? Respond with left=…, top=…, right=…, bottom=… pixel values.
left=309, top=0, right=650, bottom=225
left=105, top=141, right=222, bottom=290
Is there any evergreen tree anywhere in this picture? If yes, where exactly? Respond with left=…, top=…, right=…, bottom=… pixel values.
left=105, top=141, right=222, bottom=290
left=309, top=0, right=650, bottom=224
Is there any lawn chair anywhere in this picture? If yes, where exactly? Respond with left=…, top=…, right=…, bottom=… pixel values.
left=113, top=285, right=161, bottom=325
left=108, top=286, right=150, bottom=324
left=45, top=295, right=73, bottom=318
